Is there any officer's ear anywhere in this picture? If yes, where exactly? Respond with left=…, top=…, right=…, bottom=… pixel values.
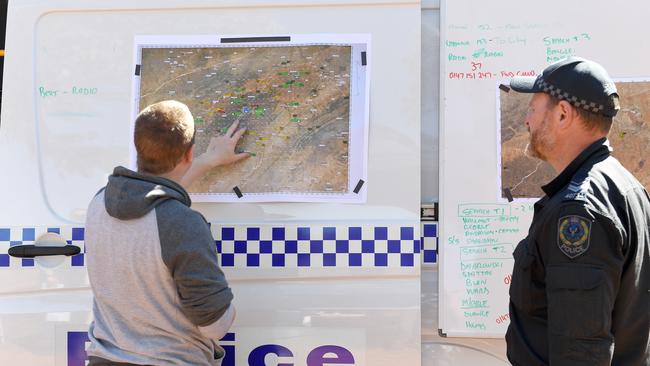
left=556, top=100, right=576, bottom=130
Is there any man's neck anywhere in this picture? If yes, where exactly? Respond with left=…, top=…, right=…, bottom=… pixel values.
left=547, top=134, right=605, bottom=173
left=140, top=166, right=187, bottom=186
left=157, top=171, right=184, bottom=184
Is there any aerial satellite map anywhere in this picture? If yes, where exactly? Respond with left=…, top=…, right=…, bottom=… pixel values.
left=499, top=80, right=650, bottom=200
left=137, top=44, right=353, bottom=197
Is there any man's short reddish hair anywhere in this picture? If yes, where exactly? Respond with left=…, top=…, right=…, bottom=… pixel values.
left=134, top=100, right=195, bottom=174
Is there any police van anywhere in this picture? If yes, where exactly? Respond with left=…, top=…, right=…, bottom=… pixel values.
left=0, top=1, right=508, bottom=365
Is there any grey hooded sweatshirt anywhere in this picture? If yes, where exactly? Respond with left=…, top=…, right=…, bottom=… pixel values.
left=85, top=166, right=233, bottom=366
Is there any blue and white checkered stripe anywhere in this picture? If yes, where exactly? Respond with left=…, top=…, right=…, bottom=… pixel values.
left=421, top=222, right=438, bottom=264
left=0, top=224, right=438, bottom=268
left=214, top=225, right=420, bottom=268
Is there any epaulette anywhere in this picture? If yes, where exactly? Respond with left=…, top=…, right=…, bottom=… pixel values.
left=562, top=169, right=590, bottom=202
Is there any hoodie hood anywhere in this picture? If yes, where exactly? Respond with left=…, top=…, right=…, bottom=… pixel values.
left=103, top=166, right=191, bottom=220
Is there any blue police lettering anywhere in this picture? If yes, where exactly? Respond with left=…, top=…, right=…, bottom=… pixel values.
left=69, top=331, right=355, bottom=366
left=248, top=344, right=355, bottom=365
left=307, top=345, right=355, bottom=365
left=249, top=344, right=294, bottom=366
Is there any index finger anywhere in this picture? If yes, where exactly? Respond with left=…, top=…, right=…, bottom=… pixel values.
left=232, top=127, right=247, bottom=141
left=226, top=119, right=240, bottom=137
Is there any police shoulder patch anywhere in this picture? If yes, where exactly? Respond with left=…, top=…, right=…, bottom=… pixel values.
left=557, top=215, right=592, bottom=258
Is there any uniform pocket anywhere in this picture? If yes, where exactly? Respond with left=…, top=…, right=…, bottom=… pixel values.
left=546, top=265, right=607, bottom=337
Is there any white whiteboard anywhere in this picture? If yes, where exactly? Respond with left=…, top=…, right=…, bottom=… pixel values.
left=438, top=0, right=650, bottom=337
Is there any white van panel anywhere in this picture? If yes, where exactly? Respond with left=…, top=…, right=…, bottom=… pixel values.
left=3, top=0, right=420, bottom=225
left=0, top=276, right=422, bottom=365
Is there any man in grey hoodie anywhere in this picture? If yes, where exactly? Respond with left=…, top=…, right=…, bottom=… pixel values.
left=84, top=100, right=249, bottom=365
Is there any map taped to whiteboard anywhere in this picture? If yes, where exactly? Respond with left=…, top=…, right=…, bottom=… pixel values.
left=131, top=34, right=370, bottom=202
left=498, top=78, right=650, bottom=201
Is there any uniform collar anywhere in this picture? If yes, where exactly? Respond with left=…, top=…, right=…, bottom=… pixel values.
left=541, top=138, right=611, bottom=197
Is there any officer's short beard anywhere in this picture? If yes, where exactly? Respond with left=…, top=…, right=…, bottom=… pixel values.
left=525, top=117, right=555, bottom=161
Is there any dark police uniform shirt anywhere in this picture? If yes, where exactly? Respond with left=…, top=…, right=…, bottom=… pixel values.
left=506, top=138, right=650, bottom=366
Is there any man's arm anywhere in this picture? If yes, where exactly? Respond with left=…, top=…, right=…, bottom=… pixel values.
left=542, top=203, right=624, bottom=366
left=181, top=120, right=250, bottom=188
left=156, top=202, right=234, bottom=338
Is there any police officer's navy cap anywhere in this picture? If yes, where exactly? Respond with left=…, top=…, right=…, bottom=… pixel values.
left=510, top=57, right=620, bottom=117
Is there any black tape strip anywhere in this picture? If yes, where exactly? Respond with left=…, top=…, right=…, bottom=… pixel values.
left=499, top=84, right=510, bottom=93
left=221, top=36, right=290, bottom=44
left=434, top=202, right=439, bottom=222
left=233, top=186, right=243, bottom=198
left=503, top=188, right=514, bottom=202
left=353, top=179, right=365, bottom=194
left=438, top=329, right=447, bottom=338
left=361, top=51, right=367, bottom=66
left=135, top=64, right=141, bottom=76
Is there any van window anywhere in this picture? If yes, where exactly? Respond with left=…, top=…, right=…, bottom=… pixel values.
left=35, top=11, right=130, bottom=222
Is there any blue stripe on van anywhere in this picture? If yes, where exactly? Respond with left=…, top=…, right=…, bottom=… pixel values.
left=421, top=223, right=438, bottom=264
left=0, top=224, right=439, bottom=268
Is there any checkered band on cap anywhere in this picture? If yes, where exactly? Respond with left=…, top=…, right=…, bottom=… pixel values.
left=535, top=79, right=605, bottom=114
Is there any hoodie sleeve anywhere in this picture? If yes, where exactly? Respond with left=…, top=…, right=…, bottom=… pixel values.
left=156, top=200, right=233, bottom=328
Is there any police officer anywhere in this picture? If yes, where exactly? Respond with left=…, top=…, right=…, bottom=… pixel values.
left=505, top=57, right=650, bottom=366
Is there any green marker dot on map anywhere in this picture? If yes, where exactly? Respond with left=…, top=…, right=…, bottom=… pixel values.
left=232, top=111, right=243, bottom=117
left=254, top=107, right=265, bottom=116
left=233, top=97, right=245, bottom=104
left=291, top=117, right=301, bottom=123
left=281, top=80, right=296, bottom=88
left=288, top=102, right=300, bottom=107
left=221, top=127, right=229, bottom=134
left=195, top=117, right=204, bottom=125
